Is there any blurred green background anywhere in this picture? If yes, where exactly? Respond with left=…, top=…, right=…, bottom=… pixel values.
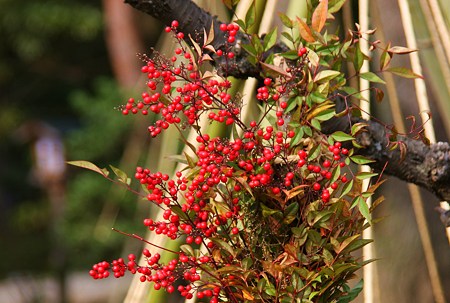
left=0, top=0, right=448, bottom=303
left=0, top=0, right=164, bottom=302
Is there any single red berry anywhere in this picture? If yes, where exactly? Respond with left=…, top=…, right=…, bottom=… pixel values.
left=231, top=227, right=239, bottom=235
left=264, top=78, right=272, bottom=86
left=313, top=182, right=321, bottom=191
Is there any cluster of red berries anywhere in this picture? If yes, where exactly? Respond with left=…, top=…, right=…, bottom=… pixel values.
left=89, top=255, right=135, bottom=279
left=298, top=46, right=308, bottom=57
left=217, top=22, right=239, bottom=58
left=121, top=20, right=262, bottom=139
left=92, top=19, right=360, bottom=303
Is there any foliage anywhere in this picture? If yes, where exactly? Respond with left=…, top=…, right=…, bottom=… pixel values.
left=71, top=1, right=419, bottom=302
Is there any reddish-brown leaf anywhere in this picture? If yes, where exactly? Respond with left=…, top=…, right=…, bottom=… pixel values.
left=297, top=17, right=316, bottom=42
left=312, top=0, right=328, bottom=32
left=388, top=46, right=417, bottom=54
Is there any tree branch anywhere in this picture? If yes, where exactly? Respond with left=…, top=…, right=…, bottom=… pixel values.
left=124, top=0, right=450, bottom=201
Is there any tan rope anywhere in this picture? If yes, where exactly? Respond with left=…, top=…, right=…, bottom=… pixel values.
left=397, top=0, right=448, bottom=302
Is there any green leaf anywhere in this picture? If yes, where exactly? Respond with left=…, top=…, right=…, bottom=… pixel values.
left=235, top=19, right=246, bottom=31
left=386, top=67, right=423, bottom=79
left=307, top=229, right=322, bottom=244
left=339, top=179, right=354, bottom=198
left=280, top=50, right=299, bottom=60
left=109, top=165, right=131, bottom=185
left=67, top=160, right=109, bottom=177
left=245, top=1, right=256, bottom=28
left=307, top=144, right=321, bottom=161
left=353, top=42, right=364, bottom=72
left=356, top=172, right=378, bottom=180
left=380, top=43, right=392, bottom=71
left=261, top=203, right=281, bottom=217
left=314, top=109, right=336, bottom=121
left=222, top=0, right=240, bottom=9
left=180, top=244, right=195, bottom=257
left=358, top=196, right=371, bottom=223
left=291, top=272, right=304, bottom=290
left=278, top=12, right=293, bottom=28
left=328, top=0, right=346, bottom=13
left=322, top=248, right=334, bottom=266
left=311, top=118, right=321, bottom=130
left=242, top=43, right=257, bottom=56
left=336, top=234, right=360, bottom=254
left=263, top=27, right=277, bottom=51
left=289, top=127, right=304, bottom=147
left=281, top=32, right=295, bottom=44
left=350, top=155, right=375, bottom=165
left=183, top=152, right=197, bottom=169
left=210, top=238, right=236, bottom=257
left=283, top=202, right=299, bottom=224
left=331, top=131, right=354, bottom=142
left=314, top=70, right=341, bottom=83
left=307, top=210, right=334, bottom=227
left=265, top=283, right=277, bottom=296
left=242, top=257, right=253, bottom=270
left=257, top=278, right=267, bottom=292
left=351, top=122, right=367, bottom=136
left=252, top=33, right=264, bottom=54
left=330, top=165, right=341, bottom=184
left=359, top=72, right=386, bottom=84
left=337, top=279, right=364, bottom=303
left=215, top=265, right=243, bottom=274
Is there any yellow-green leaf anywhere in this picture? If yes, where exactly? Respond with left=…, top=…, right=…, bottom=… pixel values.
left=331, top=131, right=354, bottom=142
left=314, top=70, right=341, bottom=83
left=110, top=165, right=130, bottom=185
left=359, top=72, right=385, bottom=84
left=386, top=67, right=423, bottom=79
left=67, top=160, right=109, bottom=177
left=350, top=155, right=375, bottom=165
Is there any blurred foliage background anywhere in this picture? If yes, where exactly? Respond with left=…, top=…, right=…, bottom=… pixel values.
left=0, top=0, right=448, bottom=303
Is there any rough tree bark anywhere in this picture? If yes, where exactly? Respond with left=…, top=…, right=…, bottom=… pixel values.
left=124, top=0, right=450, bottom=203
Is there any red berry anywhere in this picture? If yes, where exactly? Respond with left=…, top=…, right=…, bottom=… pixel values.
left=264, top=78, right=272, bottom=86
left=313, top=182, right=321, bottom=191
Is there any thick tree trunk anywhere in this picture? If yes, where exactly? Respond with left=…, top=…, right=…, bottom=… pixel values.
left=123, top=0, right=450, bottom=202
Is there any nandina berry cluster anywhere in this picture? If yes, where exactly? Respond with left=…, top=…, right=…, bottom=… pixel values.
left=92, top=19, right=366, bottom=303
left=122, top=21, right=243, bottom=136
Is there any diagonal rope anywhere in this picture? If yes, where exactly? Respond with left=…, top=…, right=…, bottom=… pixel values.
left=358, top=1, right=378, bottom=303
left=397, top=0, right=448, bottom=302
